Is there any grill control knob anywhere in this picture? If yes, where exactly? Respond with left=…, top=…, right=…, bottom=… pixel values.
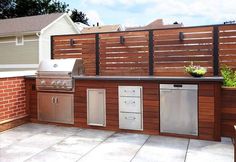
left=57, top=80, right=62, bottom=87
left=63, top=81, right=67, bottom=87
left=40, top=80, right=46, bottom=85
left=51, top=81, right=56, bottom=86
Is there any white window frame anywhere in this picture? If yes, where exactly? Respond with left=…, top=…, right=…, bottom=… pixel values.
left=16, top=35, right=24, bottom=45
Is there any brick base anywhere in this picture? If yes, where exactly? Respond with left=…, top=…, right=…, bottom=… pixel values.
left=0, top=116, right=29, bottom=132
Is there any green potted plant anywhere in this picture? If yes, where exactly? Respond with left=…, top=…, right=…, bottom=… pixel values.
left=184, top=62, right=207, bottom=77
left=220, top=65, right=236, bottom=137
left=221, top=65, right=236, bottom=88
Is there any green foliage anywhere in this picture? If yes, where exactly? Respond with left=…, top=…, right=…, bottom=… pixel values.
left=0, top=0, right=15, bottom=19
left=221, top=65, right=236, bottom=87
left=0, top=0, right=68, bottom=18
left=184, top=62, right=207, bottom=77
left=0, top=0, right=89, bottom=24
left=70, top=9, right=89, bottom=25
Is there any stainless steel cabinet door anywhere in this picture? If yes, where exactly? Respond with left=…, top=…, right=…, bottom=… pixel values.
left=38, top=92, right=55, bottom=122
left=160, top=86, right=198, bottom=136
left=119, top=113, right=142, bottom=130
left=55, top=94, right=74, bottom=124
left=87, top=89, right=106, bottom=126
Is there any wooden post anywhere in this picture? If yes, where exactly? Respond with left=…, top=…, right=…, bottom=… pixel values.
left=51, top=36, right=54, bottom=59
left=149, top=30, right=154, bottom=76
left=95, top=33, right=100, bottom=75
left=213, top=26, right=219, bottom=76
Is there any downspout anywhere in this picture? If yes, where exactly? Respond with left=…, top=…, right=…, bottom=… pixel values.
left=36, top=32, right=42, bottom=63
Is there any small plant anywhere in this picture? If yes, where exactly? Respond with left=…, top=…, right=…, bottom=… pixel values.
left=221, top=65, right=236, bottom=87
left=184, top=62, right=207, bottom=77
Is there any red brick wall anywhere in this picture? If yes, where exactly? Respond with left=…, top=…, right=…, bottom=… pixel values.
left=0, top=77, right=27, bottom=122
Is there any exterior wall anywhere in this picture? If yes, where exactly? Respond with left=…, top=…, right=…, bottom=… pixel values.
left=0, top=77, right=27, bottom=123
left=25, top=79, right=37, bottom=121
left=40, top=15, right=79, bottom=61
left=25, top=78, right=221, bottom=141
left=0, top=35, right=39, bottom=71
left=221, top=88, right=236, bottom=137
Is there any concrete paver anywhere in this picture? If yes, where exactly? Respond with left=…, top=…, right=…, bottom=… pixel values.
left=132, top=136, right=189, bottom=162
left=0, top=123, right=233, bottom=162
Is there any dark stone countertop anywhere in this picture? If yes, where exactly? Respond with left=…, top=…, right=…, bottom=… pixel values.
left=24, top=75, right=224, bottom=82
left=24, top=75, right=36, bottom=79
left=73, top=76, right=223, bottom=82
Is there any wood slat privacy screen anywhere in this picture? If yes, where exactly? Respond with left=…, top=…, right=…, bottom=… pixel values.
left=99, top=32, right=149, bottom=76
left=52, top=24, right=236, bottom=76
left=219, top=25, right=236, bottom=70
left=52, top=35, right=96, bottom=75
left=153, top=27, right=214, bottom=76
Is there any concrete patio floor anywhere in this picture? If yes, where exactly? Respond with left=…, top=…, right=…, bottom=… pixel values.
left=0, top=123, right=233, bottom=162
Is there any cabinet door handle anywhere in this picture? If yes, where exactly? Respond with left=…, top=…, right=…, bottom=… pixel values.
left=55, top=97, right=58, bottom=103
left=52, top=97, right=55, bottom=104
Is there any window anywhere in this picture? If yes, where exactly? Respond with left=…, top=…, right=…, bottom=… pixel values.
left=16, top=35, right=24, bottom=45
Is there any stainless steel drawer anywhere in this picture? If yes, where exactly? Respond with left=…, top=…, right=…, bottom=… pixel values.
left=119, top=113, right=142, bottom=130
left=119, top=97, right=141, bottom=113
left=119, top=86, right=142, bottom=97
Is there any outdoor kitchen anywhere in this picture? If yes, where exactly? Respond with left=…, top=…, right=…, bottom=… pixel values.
left=1, top=23, right=236, bottom=162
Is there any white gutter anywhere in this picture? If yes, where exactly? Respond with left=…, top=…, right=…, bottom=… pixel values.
left=0, top=31, right=40, bottom=38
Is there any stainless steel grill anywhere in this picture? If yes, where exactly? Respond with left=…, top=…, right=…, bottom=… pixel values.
left=36, top=58, right=84, bottom=92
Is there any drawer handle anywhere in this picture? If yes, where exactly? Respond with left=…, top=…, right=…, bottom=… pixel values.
left=124, top=101, right=136, bottom=104
left=123, top=90, right=136, bottom=93
left=125, top=116, right=136, bottom=120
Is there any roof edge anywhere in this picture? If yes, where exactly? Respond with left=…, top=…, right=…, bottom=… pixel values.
left=40, top=13, right=80, bottom=34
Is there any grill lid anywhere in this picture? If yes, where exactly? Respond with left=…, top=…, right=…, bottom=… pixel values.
left=37, top=58, right=84, bottom=76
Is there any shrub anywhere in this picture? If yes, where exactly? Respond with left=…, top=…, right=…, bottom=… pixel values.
left=221, top=65, right=236, bottom=87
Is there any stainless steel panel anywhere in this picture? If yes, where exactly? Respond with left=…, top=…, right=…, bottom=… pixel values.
left=119, top=86, right=142, bottom=97
left=36, top=78, right=73, bottom=92
left=160, top=84, right=198, bottom=90
left=38, top=92, right=55, bottom=122
left=54, top=94, right=74, bottom=124
left=160, top=84, right=198, bottom=136
left=87, top=89, right=106, bottom=126
left=119, top=113, right=142, bottom=130
left=37, top=58, right=84, bottom=76
left=119, top=97, right=141, bottom=113
left=38, top=92, right=74, bottom=124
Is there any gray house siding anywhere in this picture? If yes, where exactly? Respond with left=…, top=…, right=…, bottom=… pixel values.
left=0, top=41, right=39, bottom=64
left=0, top=35, right=39, bottom=71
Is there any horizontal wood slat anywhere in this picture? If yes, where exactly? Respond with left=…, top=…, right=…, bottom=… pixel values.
left=221, top=88, right=236, bottom=137
left=52, top=24, right=236, bottom=76
left=153, top=27, right=214, bottom=76
left=74, top=80, right=219, bottom=141
left=99, top=31, right=150, bottom=76
left=52, top=35, right=96, bottom=76
left=219, top=25, right=236, bottom=70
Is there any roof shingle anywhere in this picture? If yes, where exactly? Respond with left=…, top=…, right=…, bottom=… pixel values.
left=0, top=13, right=64, bottom=36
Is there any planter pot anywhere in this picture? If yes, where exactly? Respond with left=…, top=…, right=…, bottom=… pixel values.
left=186, top=72, right=206, bottom=77
left=221, top=86, right=236, bottom=138
left=221, top=86, right=236, bottom=90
